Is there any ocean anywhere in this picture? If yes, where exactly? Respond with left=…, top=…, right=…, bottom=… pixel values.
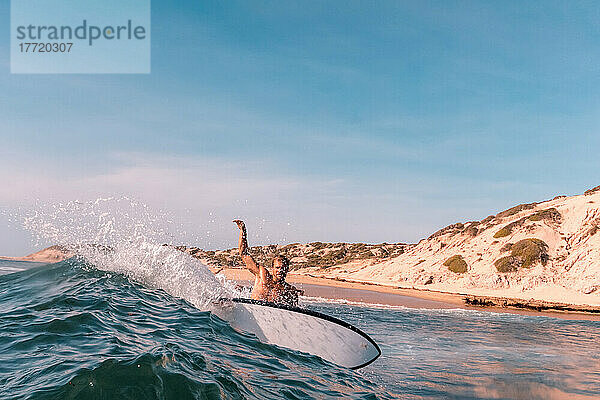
left=1, top=258, right=600, bottom=400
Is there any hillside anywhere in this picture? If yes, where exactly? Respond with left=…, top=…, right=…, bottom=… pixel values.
left=299, top=186, right=600, bottom=306
left=173, top=242, right=412, bottom=271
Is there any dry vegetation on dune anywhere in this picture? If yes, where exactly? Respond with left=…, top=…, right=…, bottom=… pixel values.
left=584, top=185, right=600, bottom=195
left=443, top=255, right=468, bottom=274
left=174, top=242, right=412, bottom=271
left=494, top=202, right=537, bottom=219
left=493, top=207, right=562, bottom=238
left=494, top=239, right=549, bottom=273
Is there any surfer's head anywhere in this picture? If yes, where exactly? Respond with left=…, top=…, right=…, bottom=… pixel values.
left=272, top=255, right=290, bottom=282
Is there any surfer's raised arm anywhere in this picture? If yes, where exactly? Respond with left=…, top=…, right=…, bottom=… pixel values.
left=233, top=220, right=265, bottom=278
left=233, top=220, right=301, bottom=307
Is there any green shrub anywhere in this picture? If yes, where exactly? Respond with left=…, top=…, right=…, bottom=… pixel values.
left=495, top=256, right=518, bottom=272
left=428, top=222, right=464, bottom=239
left=500, top=242, right=513, bottom=252
left=511, top=238, right=548, bottom=267
left=494, top=238, right=548, bottom=272
left=494, top=227, right=511, bottom=238
left=528, top=208, right=561, bottom=222
left=443, top=255, right=468, bottom=274
left=465, top=225, right=479, bottom=237
left=493, top=216, right=530, bottom=238
left=496, top=203, right=537, bottom=219
left=480, top=215, right=495, bottom=224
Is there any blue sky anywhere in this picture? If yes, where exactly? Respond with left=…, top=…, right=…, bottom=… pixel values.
left=1, top=1, right=600, bottom=255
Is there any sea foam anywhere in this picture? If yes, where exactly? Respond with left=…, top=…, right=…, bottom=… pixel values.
left=16, top=197, right=237, bottom=310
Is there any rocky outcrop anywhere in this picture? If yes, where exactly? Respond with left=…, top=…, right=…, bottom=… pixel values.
left=464, top=295, right=600, bottom=313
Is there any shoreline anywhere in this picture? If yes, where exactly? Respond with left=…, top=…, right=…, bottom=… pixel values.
left=213, top=267, right=600, bottom=320
left=2, top=255, right=599, bottom=319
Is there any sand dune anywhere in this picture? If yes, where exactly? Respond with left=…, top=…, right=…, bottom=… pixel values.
left=297, top=186, right=600, bottom=306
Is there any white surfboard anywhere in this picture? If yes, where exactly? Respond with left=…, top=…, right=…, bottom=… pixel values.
left=212, top=298, right=381, bottom=369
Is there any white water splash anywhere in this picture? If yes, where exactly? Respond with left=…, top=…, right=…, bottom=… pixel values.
left=16, top=197, right=236, bottom=310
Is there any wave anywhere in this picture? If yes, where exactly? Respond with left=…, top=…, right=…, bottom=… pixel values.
left=0, top=260, right=385, bottom=399
left=11, top=198, right=244, bottom=310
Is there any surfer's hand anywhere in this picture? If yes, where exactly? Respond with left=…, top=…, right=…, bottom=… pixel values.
left=233, top=220, right=245, bottom=230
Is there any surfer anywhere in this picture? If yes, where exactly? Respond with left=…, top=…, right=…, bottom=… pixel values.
left=233, top=220, right=303, bottom=307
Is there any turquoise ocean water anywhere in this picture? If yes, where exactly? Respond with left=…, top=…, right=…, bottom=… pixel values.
left=1, top=258, right=600, bottom=400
